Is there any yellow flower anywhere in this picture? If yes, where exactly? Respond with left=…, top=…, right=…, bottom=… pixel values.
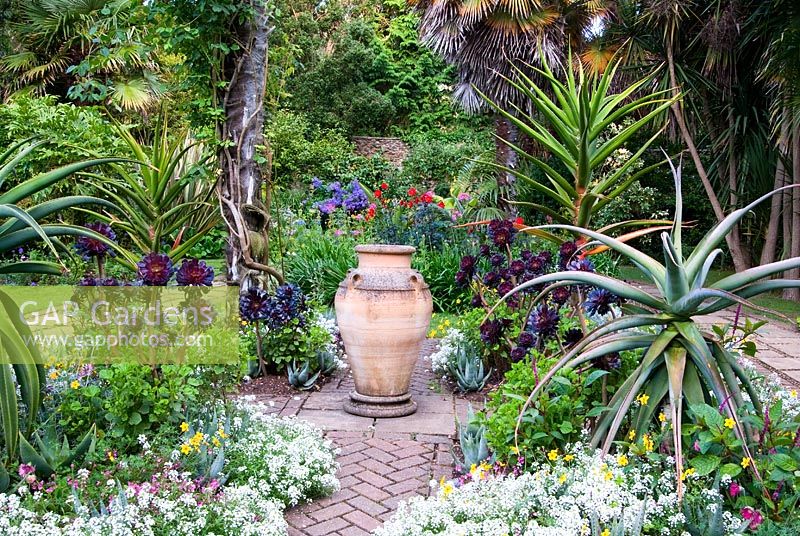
left=107, top=451, right=115, bottom=462
left=741, top=457, right=751, bottom=469
left=180, top=443, right=192, bottom=455
left=628, top=430, right=636, bottom=441
left=642, top=433, right=654, bottom=452
left=791, top=390, right=797, bottom=398
left=724, top=418, right=735, bottom=429
left=604, top=470, right=613, bottom=481
left=636, top=393, right=649, bottom=406
left=617, top=454, right=629, bottom=467
left=48, top=371, right=59, bottom=380
left=564, top=454, right=574, bottom=462
left=510, top=446, right=520, bottom=455
left=681, top=468, right=696, bottom=481
left=558, top=473, right=567, bottom=484
left=601, top=529, right=611, bottom=536
left=180, top=422, right=189, bottom=432
left=70, top=380, right=80, bottom=389
left=428, top=329, right=437, bottom=338
left=217, top=428, right=228, bottom=439
left=547, top=449, right=558, bottom=461
left=442, top=481, right=454, bottom=498
left=212, top=437, right=221, bottom=448
left=189, top=431, right=204, bottom=448
left=455, top=299, right=461, bottom=304
left=658, top=412, right=666, bottom=423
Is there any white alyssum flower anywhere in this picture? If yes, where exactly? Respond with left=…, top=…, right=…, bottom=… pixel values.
left=375, top=447, right=741, bottom=536
left=427, top=328, right=467, bottom=376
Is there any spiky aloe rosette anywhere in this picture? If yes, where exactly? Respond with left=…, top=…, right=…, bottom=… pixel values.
left=492, top=164, right=800, bottom=497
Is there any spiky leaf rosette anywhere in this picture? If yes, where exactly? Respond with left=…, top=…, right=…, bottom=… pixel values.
left=490, top=162, right=800, bottom=497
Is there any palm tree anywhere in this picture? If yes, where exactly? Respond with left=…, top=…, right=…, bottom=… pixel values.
left=410, top=0, right=606, bottom=213
left=0, top=0, right=162, bottom=111
left=592, top=0, right=784, bottom=273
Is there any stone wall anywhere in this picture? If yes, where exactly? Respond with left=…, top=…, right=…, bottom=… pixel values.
left=352, top=136, right=409, bottom=167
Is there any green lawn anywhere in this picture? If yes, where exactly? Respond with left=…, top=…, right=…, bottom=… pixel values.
left=618, top=265, right=800, bottom=323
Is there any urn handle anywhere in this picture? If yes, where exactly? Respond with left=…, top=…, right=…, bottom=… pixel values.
left=348, top=272, right=362, bottom=290
left=409, top=272, right=424, bottom=290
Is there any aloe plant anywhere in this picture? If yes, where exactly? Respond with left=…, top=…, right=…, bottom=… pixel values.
left=82, top=115, right=220, bottom=266
left=19, top=424, right=96, bottom=478
left=477, top=53, right=676, bottom=242
left=491, top=162, right=800, bottom=497
left=0, top=139, right=123, bottom=475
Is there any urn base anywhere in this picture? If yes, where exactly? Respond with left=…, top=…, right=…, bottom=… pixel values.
left=343, top=391, right=417, bottom=418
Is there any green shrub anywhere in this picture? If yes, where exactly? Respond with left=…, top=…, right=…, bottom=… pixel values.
left=401, top=128, right=491, bottom=195
left=284, top=228, right=356, bottom=305
left=266, top=109, right=355, bottom=184
left=57, top=364, right=204, bottom=448
left=0, top=97, right=124, bottom=200
left=482, top=348, right=640, bottom=463
left=413, top=242, right=473, bottom=313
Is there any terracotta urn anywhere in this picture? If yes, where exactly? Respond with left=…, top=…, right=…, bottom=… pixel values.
left=335, top=245, right=432, bottom=417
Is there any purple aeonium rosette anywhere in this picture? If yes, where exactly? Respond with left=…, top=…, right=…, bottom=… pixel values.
left=74, top=222, right=116, bottom=260
left=176, top=258, right=214, bottom=286
left=137, top=252, right=175, bottom=286
left=479, top=318, right=510, bottom=345
left=239, top=287, right=271, bottom=322
left=583, top=288, right=620, bottom=316
left=487, top=219, right=516, bottom=248
left=527, top=304, right=560, bottom=339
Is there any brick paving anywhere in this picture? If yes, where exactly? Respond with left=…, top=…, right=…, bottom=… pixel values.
left=251, top=340, right=477, bottom=536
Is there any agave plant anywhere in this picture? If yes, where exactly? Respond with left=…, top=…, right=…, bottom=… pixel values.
left=0, top=140, right=123, bottom=477
left=453, top=404, right=493, bottom=471
left=448, top=342, right=491, bottom=393
left=287, top=360, right=320, bottom=391
left=317, top=349, right=339, bottom=376
left=82, top=115, right=220, bottom=266
left=491, top=163, right=800, bottom=497
left=476, top=53, right=675, bottom=242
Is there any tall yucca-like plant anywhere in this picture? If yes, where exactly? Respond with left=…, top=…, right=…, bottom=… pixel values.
left=476, top=54, right=677, bottom=240
left=0, top=139, right=122, bottom=479
left=82, top=116, right=219, bottom=267
left=491, top=162, right=800, bottom=497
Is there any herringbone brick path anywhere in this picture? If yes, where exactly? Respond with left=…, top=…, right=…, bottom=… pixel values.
left=252, top=340, right=476, bottom=536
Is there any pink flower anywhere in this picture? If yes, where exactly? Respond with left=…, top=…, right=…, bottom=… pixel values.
left=693, top=440, right=701, bottom=452
left=18, top=463, right=35, bottom=477
left=741, top=507, right=764, bottom=529
left=729, top=481, right=742, bottom=497
left=457, top=192, right=471, bottom=201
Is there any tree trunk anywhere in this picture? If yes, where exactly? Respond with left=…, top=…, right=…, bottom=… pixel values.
left=726, top=113, right=751, bottom=268
left=783, top=122, right=800, bottom=300
left=760, top=112, right=788, bottom=266
left=218, top=1, right=281, bottom=289
left=495, top=116, right=518, bottom=216
left=665, top=41, right=750, bottom=271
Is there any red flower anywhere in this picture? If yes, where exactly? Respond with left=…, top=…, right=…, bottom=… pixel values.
left=437, top=201, right=445, bottom=208
left=380, top=182, right=389, bottom=190
left=421, top=191, right=433, bottom=203
left=407, top=187, right=417, bottom=197
left=374, top=190, right=382, bottom=198
left=514, top=216, right=524, bottom=225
